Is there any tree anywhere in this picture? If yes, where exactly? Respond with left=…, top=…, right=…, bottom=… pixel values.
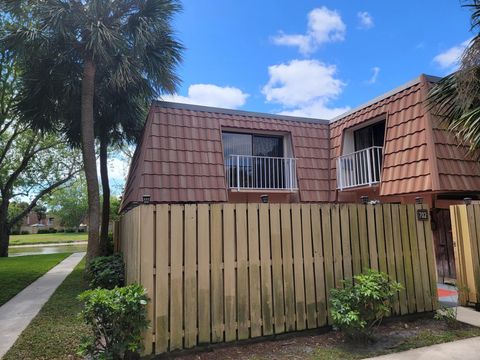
left=33, top=204, right=46, bottom=223
left=428, top=1, right=480, bottom=154
left=0, top=22, right=83, bottom=256
left=46, top=177, right=88, bottom=230
left=5, top=0, right=183, bottom=261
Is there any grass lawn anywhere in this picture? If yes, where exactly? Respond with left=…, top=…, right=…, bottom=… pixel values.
left=0, top=253, right=71, bottom=306
left=9, top=232, right=87, bottom=246
left=4, top=259, right=89, bottom=360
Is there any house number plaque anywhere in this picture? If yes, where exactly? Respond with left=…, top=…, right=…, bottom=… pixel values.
left=416, top=209, right=429, bottom=221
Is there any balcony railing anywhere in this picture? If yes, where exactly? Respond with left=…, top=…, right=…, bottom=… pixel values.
left=225, top=155, right=298, bottom=191
left=337, top=146, right=383, bottom=190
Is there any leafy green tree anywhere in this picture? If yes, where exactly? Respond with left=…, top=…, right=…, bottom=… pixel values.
left=428, top=1, right=480, bottom=153
left=0, top=18, right=83, bottom=256
left=5, top=0, right=183, bottom=260
left=46, top=178, right=88, bottom=230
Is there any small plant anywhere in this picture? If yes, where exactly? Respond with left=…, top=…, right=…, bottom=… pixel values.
left=20, top=230, right=30, bottom=235
left=86, top=254, right=125, bottom=289
left=78, top=284, right=149, bottom=360
left=329, top=269, right=403, bottom=341
left=434, top=306, right=459, bottom=328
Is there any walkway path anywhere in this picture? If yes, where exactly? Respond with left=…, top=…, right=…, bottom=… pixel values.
left=365, top=336, right=480, bottom=359
left=367, top=306, right=480, bottom=360
left=0, top=252, right=85, bottom=358
left=9, top=241, right=87, bottom=248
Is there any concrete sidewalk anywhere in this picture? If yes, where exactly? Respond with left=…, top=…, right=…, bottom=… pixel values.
left=365, top=336, right=480, bottom=359
left=0, top=252, right=85, bottom=358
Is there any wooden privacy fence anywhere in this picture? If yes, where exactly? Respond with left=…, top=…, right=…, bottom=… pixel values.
left=450, top=204, right=480, bottom=306
left=118, top=203, right=438, bottom=355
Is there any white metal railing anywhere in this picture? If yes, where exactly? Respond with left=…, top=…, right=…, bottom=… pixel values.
left=337, top=146, right=383, bottom=190
left=225, top=155, right=298, bottom=191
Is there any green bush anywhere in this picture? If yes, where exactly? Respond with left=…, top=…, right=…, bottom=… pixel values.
left=65, top=228, right=76, bottom=233
left=107, top=232, right=115, bottom=255
left=329, top=269, right=402, bottom=340
left=78, top=228, right=86, bottom=233
left=48, top=228, right=57, bottom=233
left=37, top=229, right=49, bottom=234
left=20, top=230, right=30, bottom=235
left=86, top=254, right=125, bottom=290
left=78, top=284, right=149, bottom=360
left=10, top=229, right=20, bottom=235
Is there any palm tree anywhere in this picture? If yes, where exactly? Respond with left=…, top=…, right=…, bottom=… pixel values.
left=5, top=0, right=183, bottom=260
left=428, top=1, right=480, bottom=155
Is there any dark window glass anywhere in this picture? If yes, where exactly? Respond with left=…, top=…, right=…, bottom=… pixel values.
left=354, top=121, right=385, bottom=151
left=253, top=135, right=283, bottom=157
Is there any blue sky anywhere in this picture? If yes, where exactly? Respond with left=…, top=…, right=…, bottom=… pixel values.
left=162, top=0, right=474, bottom=120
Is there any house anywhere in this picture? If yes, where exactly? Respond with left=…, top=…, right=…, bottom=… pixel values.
left=121, top=74, right=480, bottom=283
left=19, top=212, right=62, bottom=234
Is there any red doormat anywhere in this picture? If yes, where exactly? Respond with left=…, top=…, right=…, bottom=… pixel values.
left=438, top=288, right=457, bottom=297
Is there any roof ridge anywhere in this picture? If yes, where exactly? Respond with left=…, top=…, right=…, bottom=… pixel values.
left=153, top=100, right=330, bottom=125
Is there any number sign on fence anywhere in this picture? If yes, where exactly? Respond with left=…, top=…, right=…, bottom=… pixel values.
left=117, top=203, right=437, bottom=355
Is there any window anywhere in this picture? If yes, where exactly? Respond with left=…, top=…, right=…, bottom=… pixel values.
left=354, top=121, right=385, bottom=151
left=222, top=132, right=283, bottom=158
left=222, top=131, right=296, bottom=190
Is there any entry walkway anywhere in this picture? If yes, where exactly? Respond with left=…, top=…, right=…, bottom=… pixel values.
left=0, top=252, right=85, bottom=358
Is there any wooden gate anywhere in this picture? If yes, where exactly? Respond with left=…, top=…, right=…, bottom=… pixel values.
left=432, top=209, right=456, bottom=282
left=118, top=203, right=438, bottom=355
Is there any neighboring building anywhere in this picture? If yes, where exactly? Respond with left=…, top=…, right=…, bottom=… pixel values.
left=19, top=212, right=62, bottom=233
left=121, top=74, right=480, bottom=283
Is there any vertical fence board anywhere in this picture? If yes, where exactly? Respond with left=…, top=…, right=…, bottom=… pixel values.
left=399, top=205, right=415, bottom=314
left=321, top=205, right=335, bottom=324
left=422, top=204, right=438, bottom=310
left=169, top=205, right=184, bottom=350
left=391, top=204, right=408, bottom=315
left=291, top=204, right=306, bottom=330
left=407, top=205, right=425, bottom=313
left=259, top=204, right=273, bottom=335
left=184, top=205, right=197, bottom=348
left=331, top=205, right=343, bottom=287
left=210, top=204, right=224, bottom=343
left=367, top=205, right=379, bottom=271
left=349, top=204, right=362, bottom=275
left=302, top=204, right=317, bottom=328
left=340, top=205, right=353, bottom=281
left=358, top=205, right=370, bottom=271
left=155, top=204, right=170, bottom=353
left=119, top=202, right=439, bottom=355
left=415, top=204, right=433, bottom=311
left=383, top=204, right=400, bottom=314
left=280, top=204, right=296, bottom=332
left=311, top=204, right=327, bottom=327
left=248, top=203, right=262, bottom=338
left=375, top=206, right=388, bottom=274
left=467, top=205, right=480, bottom=303
left=235, top=204, right=249, bottom=340
left=140, top=205, right=155, bottom=354
left=197, top=204, right=211, bottom=344
left=270, top=204, right=285, bottom=334
left=223, top=204, right=237, bottom=342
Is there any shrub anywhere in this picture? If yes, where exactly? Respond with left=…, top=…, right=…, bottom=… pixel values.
left=78, top=228, right=86, bottom=233
left=329, top=269, right=402, bottom=340
left=10, top=229, right=20, bottom=235
left=86, top=254, right=125, bottom=290
left=20, top=230, right=30, bottom=235
left=37, top=229, right=49, bottom=234
left=65, top=228, right=76, bottom=233
left=78, top=284, right=149, bottom=360
left=107, top=232, right=115, bottom=255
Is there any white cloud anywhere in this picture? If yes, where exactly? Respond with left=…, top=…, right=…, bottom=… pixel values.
left=366, top=67, right=380, bottom=84
left=262, top=59, right=349, bottom=120
left=272, top=7, right=346, bottom=55
left=162, top=84, right=249, bottom=109
left=433, top=39, right=471, bottom=70
left=357, top=11, right=374, bottom=29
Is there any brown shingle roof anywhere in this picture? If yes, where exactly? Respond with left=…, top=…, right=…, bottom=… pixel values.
left=122, top=102, right=331, bottom=208
left=122, top=74, right=480, bottom=209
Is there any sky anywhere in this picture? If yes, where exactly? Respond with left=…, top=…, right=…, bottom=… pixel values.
left=161, top=0, right=474, bottom=120
left=111, top=0, right=475, bottom=189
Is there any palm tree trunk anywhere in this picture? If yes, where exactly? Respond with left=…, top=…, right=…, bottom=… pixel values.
left=99, top=137, right=110, bottom=256
left=81, top=58, right=100, bottom=261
